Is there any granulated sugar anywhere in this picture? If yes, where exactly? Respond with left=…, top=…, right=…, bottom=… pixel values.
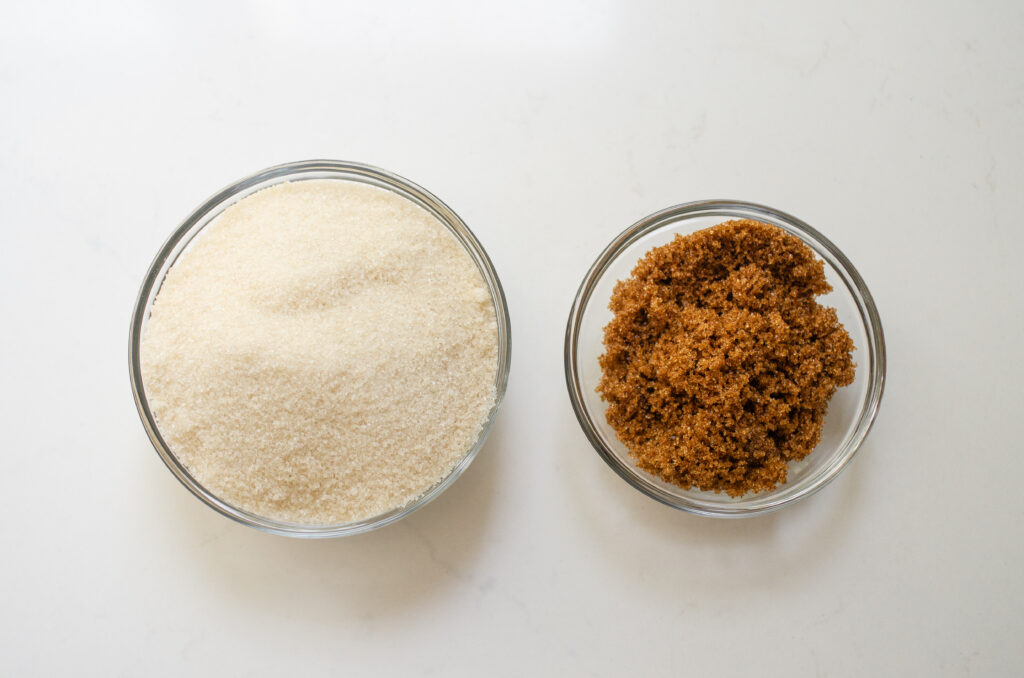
left=141, top=180, right=498, bottom=524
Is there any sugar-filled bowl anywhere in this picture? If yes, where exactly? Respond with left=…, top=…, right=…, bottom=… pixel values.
left=130, top=160, right=511, bottom=537
left=564, top=200, right=885, bottom=517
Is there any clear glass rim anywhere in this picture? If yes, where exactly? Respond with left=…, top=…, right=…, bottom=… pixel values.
left=564, top=199, right=886, bottom=518
left=129, top=159, right=512, bottom=538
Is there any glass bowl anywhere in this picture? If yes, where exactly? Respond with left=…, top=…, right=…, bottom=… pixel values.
left=564, top=200, right=885, bottom=517
left=129, top=160, right=511, bottom=538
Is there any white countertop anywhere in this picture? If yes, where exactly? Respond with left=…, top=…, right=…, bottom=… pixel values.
left=2, top=2, right=1022, bottom=675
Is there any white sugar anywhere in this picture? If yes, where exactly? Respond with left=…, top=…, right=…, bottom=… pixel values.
left=141, top=179, right=498, bottom=524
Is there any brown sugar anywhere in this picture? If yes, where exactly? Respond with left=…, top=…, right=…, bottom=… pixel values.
left=597, top=219, right=855, bottom=496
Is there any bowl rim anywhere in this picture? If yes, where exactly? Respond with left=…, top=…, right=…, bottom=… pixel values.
left=564, top=199, right=886, bottom=517
left=129, top=159, right=512, bottom=538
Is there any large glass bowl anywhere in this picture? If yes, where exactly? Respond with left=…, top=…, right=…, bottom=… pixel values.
left=564, top=200, right=885, bottom=517
left=129, top=160, right=511, bottom=537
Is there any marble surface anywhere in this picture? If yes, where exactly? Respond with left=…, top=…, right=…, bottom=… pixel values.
left=1, top=1, right=1022, bottom=675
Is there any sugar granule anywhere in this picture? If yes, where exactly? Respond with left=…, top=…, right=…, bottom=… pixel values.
left=141, top=180, right=499, bottom=524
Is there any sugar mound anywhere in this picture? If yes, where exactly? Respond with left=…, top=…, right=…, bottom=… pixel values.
left=142, top=179, right=499, bottom=524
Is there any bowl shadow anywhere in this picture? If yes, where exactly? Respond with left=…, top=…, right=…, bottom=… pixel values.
left=560, top=410, right=871, bottom=595
left=145, top=413, right=510, bottom=623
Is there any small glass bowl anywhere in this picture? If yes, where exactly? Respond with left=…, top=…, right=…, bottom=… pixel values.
left=564, top=200, right=885, bottom=517
left=129, top=160, right=512, bottom=537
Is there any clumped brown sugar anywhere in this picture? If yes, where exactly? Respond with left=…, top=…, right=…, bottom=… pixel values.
left=597, top=220, right=855, bottom=496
